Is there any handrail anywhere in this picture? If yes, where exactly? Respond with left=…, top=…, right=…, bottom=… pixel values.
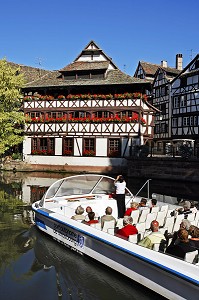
left=126, top=179, right=152, bottom=207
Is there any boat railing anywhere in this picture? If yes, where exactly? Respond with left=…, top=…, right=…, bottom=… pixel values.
left=126, top=179, right=152, bottom=207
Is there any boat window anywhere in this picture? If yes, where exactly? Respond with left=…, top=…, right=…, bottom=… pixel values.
left=92, top=177, right=115, bottom=194
left=55, top=175, right=103, bottom=196
left=45, top=180, right=64, bottom=199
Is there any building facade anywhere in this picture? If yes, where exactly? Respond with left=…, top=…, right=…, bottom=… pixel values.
left=171, top=54, right=199, bottom=151
left=22, top=41, right=155, bottom=171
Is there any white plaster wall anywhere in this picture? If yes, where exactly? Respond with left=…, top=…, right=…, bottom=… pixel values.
left=24, top=155, right=128, bottom=167
left=23, top=137, right=31, bottom=156
left=74, top=138, right=82, bottom=155
left=55, top=138, right=62, bottom=155
left=97, top=139, right=107, bottom=156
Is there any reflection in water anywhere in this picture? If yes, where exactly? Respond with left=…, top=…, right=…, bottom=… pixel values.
left=0, top=171, right=198, bottom=300
left=10, top=227, right=165, bottom=300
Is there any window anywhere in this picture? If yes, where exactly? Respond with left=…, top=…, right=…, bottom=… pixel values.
left=161, top=86, right=166, bottom=96
left=180, top=95, right=187, bottom=107
left=30, top=186, right=48, bottom=203
left=46, top=112, right=66, bottom=119
left=72, top=111, right=90, bottom=118
left=108, top=138, right=121, bottom=157
left=157, top=142, right=162, bottom=151
left=155, top=88, right=160, bottom=98
left=154, top=124, right=160, bottom=134
left=155, top=123, right=168, bottom=133
left=172, top=118, right=178, bottom=127
left=161, top=123, right=168, bottom=133
left=63, top=138, right=73, bottom=156
left=194, top=116, right=198, bottom=126
left=29, top=112, right=44, bottom=119
left=158, top=73, right=163, bottom=80
left=94, top=111, right=112, bottom=118
left=183, top=117, right=190, bottom=126
left=173, top=96, right=180, bottom=108
left=31, top=137, right=55, bottom=155
left=160, top=103, right=166, bottom=114
left=83, top=138, right=95, bottom=156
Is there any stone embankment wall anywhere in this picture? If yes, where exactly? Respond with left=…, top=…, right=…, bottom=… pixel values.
left=1, top=158, right=199, bottom=182
left=126, top=157, right=199, bottom=182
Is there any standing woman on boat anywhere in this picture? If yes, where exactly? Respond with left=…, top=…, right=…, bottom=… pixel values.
left=114, top=175, right=126, bottom=218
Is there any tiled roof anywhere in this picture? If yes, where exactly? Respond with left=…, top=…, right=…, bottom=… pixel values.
left=24, top=69, right=149, bottom=88
left=140, top=61, right=180, bottom=76
left=60, top=61, right=109, bottom=72
left=6, top=61, right=51, bottom=83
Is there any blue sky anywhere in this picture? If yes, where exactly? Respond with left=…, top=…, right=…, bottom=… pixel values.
left=1, top=0, right=198, bottom=75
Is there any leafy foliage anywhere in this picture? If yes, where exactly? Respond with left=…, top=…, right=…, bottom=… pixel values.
left=0, top=59, right=26, bottom=155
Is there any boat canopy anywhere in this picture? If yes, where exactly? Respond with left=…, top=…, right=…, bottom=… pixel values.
left=43, top=174, right=132, bottom=200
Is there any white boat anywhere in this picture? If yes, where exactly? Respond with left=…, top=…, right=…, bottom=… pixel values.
left=32, top=174, right=199, bottom=300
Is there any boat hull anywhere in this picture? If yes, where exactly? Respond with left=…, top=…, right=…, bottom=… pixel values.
left=33, top=207, right=199, bottom=300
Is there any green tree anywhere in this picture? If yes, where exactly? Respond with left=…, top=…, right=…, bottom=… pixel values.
left=0, top=59, right=26, bottom=155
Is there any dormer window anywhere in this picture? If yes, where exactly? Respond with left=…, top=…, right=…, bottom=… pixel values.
left=63, top=70, right=105, bottom=80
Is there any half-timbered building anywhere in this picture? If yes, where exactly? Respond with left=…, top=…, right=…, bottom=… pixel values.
left=171, top=53, right=199, bottom=150
left=22, top=41, right=155, bottom=172
left=136, top=55, right=181, bottom=154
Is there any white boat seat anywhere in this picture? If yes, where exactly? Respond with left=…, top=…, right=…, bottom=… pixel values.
left=129, top=234, right=139, bottom=244
left=107, top=228, right=115, bottom=235
left=102, top=220, right=115, bottom=233
left=130, top=210, right=140, bottom=224
left=164, top=216, right=175, bottom=233
left=143, top=230, right=152, bottom=238
left=90, top=223, right=101, bottom=230
left=145, top=212, right=158, bottom=229
left=159, top=227, right=168, bottom=235
left=136, top=222, right=146, bottom=233
left=160, top=204, right=168, bottom=212
left=172, top=214, right=184, bottom=232
left=116, top=218, right=124, bottom=229
left=184, top=250, right=198, bottom=264
left=138, top=208, right=150, bottom=223
left=187, top=213, right=196, bottom=223
left=151, top=206, right=160, bottom=214
left=156, top=211, right=167, bottom=227
left=195, top=211, right=199, bottom=224
left=153, top=239, right=167, bottom=252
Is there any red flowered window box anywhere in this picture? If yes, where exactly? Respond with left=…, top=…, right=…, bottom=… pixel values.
left=83, top=150, right=95, bottom=157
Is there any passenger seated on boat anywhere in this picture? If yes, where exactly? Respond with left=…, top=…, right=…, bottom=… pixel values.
left=188, top=225, right=199, bottom=253
left=71, top=205, right=85, bottom=221
left=124, top=202, right=139, bottom=217
left=85, top=212, right=99, bottom=225
left=101, top=206, right=116, bottom=229
left=85, top=206, right=99, bottom=221
left=138, top=220, right=166, bottom=250
left=150, top=199, right=157, bottom=208
left=115, top=216, right=138, bottom=240
left=165, top=219, right=191, bottom=247
left=138, top=198, right=147, bottom=211
left=175, top=201, right=192, bottom=219
left=165, top=229, right=194, bottom=260
left=190, top=201, right=198, bottom=214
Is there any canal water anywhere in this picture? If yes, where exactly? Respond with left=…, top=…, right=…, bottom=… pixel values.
left=0, top=171, right=198, bottom=300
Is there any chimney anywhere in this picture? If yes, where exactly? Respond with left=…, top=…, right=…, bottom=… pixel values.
left=161, top=60, right=167, bottom=68
left=176, top=54, right=183, bottom=70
